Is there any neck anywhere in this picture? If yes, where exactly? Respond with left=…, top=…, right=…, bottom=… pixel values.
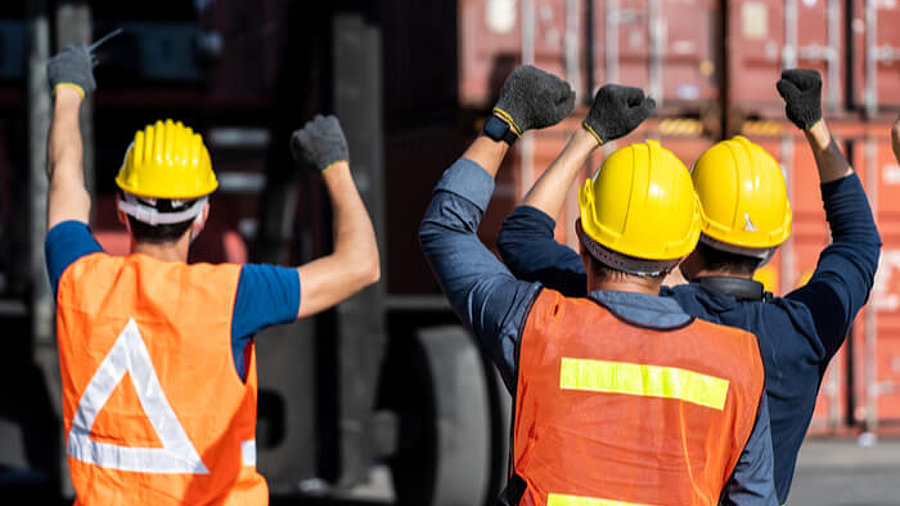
left=131, top=236, right=190, bottom=263
left=690, top=268, right=753, bottom=280
left=589, top=275, right=662, bottom=296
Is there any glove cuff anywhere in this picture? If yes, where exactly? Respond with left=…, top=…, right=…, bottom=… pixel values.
left=581, top=121, right=604, bottom=146
left=321, top=160, right=348, bottom=174
left=492, top=107, right=523, bottom=136
left=54, top=83, right=85, bottom=99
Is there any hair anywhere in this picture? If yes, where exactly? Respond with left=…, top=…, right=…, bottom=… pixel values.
left=694, top=241, right=763, bottom=276
left=127, top=216, right=195, bottom=244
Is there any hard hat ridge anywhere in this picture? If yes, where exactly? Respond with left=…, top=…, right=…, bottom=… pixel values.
left=115, top=119, right=217, bottom=200
left=692, top=135, right=792, bottom=258
left=578, top=139, right=702, bottom=276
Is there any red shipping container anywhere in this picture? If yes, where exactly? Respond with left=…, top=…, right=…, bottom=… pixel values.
left=728, top=0, right=846, bottom=118
left=458, top=0, right=718, bottom=111
left=591, top=0, right=718, bottom=110
left=849, top=0, right=900, bottom=112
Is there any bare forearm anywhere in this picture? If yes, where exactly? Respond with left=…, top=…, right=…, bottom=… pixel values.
left=296, top=162, right=380, bottom=318
left=324, top=162, right=379, bottom=268
left=46, top=87, right=90, bottom=229
left=522, top=128, right=597, bottom=220
left=461, top=134, right=509, bottom=179
left=804, top=119, right=853, bottom=183
left=48, top=88, right=84, bottom=182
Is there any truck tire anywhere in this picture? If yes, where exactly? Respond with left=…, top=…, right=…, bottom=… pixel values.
left=390, top=325, right=493, bottom=506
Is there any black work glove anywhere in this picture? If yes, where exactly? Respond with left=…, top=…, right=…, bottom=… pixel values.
left=776, top=69, right=822, bottom=130
left=493, top=65, right=575, bottom=135
left=47, top=43, right=96, bottom=97
left=290, top=115, right=350, bottom=172
left=582, top=85, right=656, bottom=145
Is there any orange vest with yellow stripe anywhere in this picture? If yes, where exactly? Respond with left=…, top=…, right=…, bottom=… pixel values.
left=512, top=290, right=765, bottom=506
left=56, top=253, right=267, bottom=505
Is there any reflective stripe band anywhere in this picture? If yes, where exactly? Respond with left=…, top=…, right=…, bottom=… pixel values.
left=559, top=358, right=729, bottom=411
left=67, top=318, right=209, bottom=474
left=241, top=440, right=257, bottom=467
left=547, top=493, right=653, bottom=506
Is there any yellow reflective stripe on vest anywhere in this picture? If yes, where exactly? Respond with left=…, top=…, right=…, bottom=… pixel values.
left=559, top=358, right=729, bottom=410
left=547, top=493, right=653, bottom=506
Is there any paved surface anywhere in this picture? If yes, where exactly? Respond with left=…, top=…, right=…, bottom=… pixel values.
left=788, top=437, right=900, bottom=505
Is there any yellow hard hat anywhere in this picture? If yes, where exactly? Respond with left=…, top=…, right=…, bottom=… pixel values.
left=578, top=139, right=702, bottom=270
left=691, top=136, right=791, bottom=255
left=115, top=119, right=217, bottom=199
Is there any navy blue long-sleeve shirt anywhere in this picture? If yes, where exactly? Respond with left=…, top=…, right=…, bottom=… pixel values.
left=496, top=173, right=881, bottom=503
left=420, top=157, right=777, bottom=505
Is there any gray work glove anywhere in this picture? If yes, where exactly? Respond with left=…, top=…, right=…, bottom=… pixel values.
left=493, top=65, right=575, bottom=135
left=47, top=43, right=96, bottom=97
left=582, top=85, right=656, bottom=145
left=776, top=69, right=822, bottom=130
left=290, top=115, right=350, bottom=172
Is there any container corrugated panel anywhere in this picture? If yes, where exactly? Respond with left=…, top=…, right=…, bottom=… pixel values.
left=849, top=0, right=900, bottom=110
left=458, top=0, right=718, bottom=111
left=728, top=0, right=846, bottom=118
left=591, top=0, right=718, bottom=110
left=858, top=130, right=900, bottom=425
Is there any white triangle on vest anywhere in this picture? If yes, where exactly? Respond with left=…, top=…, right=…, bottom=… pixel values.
left=66, top=318, right=209, bottom=474
left=743, top=213, right=758, bottom=232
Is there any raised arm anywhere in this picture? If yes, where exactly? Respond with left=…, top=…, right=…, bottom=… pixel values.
left=46, top=44, right=97, bottom=231
left=290, top=116, right=380, bottom=318
left=777, top=69, right=881, bottom=358
left=420, top=65, right=574, bottom=389
left=497, top=85, right=655, bottom=295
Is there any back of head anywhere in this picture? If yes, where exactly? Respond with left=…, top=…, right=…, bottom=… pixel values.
left=578, top=139, right=701, bottom=279
left=691, top=136, right=792, bottom=271
left=116, top=119, right=218, bottom=244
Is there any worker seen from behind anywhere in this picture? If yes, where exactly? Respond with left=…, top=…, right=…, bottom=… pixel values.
left=419, top=65, right=777, bottom=505
left=496, top=69, right=881, bottom=503
left=44, top=44, right=379, bottom=504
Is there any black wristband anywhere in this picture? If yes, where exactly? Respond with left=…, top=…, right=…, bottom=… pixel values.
left=483, top=115, right=519, bottom=145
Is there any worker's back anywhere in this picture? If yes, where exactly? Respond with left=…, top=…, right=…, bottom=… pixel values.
left=662, top=282, right=832, bottom=500
left=56, top=252, right=267, bottom=505
left=510, top=289, right=766, bottom=506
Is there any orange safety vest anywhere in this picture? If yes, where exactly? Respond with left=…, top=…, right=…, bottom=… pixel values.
left=55, top=252, right=268, bottom=505
left=512, top=290, right=765, bottom=506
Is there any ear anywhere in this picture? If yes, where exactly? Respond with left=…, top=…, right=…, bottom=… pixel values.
left=191, top=202, right=210, bottom=236
left=115, top=195, right=129, bottom=228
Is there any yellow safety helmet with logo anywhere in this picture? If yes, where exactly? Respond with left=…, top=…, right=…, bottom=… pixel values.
left=691, top=136, right=791, bottom=259
left=115, top=119, right=217, bottom=199
left=578, top=139, right=702, bottom=274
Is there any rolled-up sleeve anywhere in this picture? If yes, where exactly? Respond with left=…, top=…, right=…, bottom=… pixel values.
left=419, top=158, right=541, bottom=391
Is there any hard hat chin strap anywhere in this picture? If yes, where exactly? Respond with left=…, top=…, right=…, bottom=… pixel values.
left=118, top=193, right=208, bottom=226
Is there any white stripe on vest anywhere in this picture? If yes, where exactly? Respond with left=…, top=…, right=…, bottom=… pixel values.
left=67, top=318, right=209, bottom=474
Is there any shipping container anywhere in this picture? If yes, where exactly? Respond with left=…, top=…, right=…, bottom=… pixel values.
left=459, top=0, right=719, bottom=114
left=849, top=0, right=900, bottom=114
left=727, top=0, right=846, bottom=118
